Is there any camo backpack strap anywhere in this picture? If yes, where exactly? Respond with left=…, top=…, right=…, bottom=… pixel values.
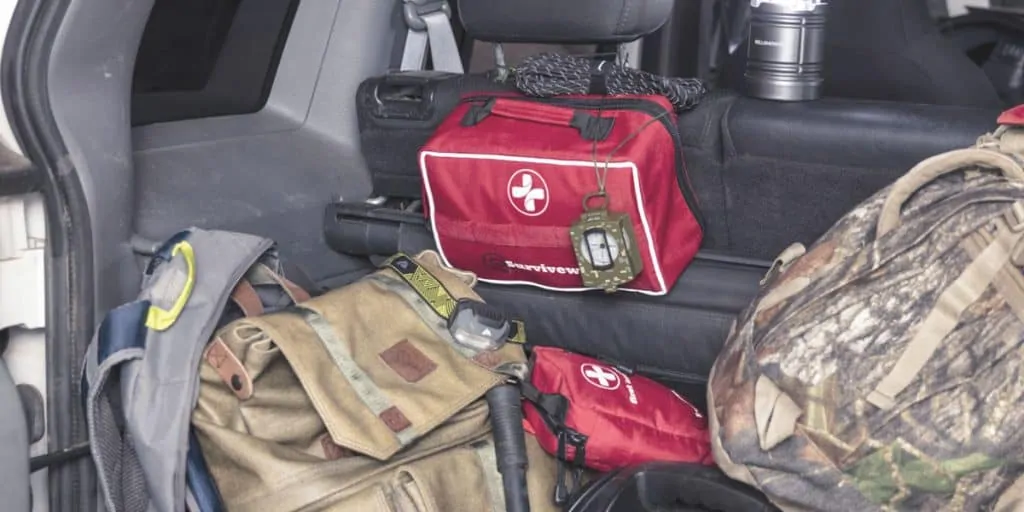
left=866, top=119, right=1024, bottom=410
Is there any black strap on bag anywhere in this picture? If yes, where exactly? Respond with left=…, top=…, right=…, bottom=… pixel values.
left=519, top=381, right=588, bottom=506
left=565, top=462, right=782, bottom=512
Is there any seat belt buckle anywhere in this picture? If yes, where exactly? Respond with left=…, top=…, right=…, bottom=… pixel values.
left=403, top=0, right=452, bottom=31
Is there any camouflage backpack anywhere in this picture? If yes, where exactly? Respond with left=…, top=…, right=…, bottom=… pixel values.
left=708, top=108, right=1024, bottom=511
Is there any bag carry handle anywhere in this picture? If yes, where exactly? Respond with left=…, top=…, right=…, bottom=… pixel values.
left=877, top=147, right=1024, bottom=237
left=462, top=97, right=614, bottom=141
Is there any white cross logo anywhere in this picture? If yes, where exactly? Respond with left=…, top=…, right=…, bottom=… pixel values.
left=507, top=169, right=549, bottom=216
left=580, top=363, right=621, bottom=390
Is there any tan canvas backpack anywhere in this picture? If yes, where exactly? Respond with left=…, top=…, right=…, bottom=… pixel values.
left=709, top=111, right=1024, bottom=511
left=192, top=250, right=559, bottom=511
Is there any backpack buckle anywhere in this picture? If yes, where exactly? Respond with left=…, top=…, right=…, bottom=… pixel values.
left=554, top=428, right=588, bottom=505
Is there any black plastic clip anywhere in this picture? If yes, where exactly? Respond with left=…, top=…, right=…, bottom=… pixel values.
left=461, top=98, right=496, bottom=126
left=570, top=111, right=615, bottom=141
left=554, top=428, right=589, bottom=505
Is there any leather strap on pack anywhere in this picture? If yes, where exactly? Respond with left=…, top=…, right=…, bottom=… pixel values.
left=228, top=263, right=311, bottom=317
left=381, top=253, right=526, bottom=344
left=212, top=264, right=313, bottom=400
left=867, top=201, right=1024, bottom=410
left=247, top=263, right=312, bottom=304
left=229, top=279, right=264, bottom=317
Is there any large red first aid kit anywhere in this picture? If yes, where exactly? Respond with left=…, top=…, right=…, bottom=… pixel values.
left=418, top=94, right=704, bottom=295
left=521, top=347, right=714, bottom=496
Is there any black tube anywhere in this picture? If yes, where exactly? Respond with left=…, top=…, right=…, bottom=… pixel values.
left=30, top=442, right=91, bottom=472
left=486, top=385, right=531, bottom=512
left=322, top=202, right=434, bottom=257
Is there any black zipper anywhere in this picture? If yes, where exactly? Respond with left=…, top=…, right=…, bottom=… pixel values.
left=463, top=95, right=706, bottom=232
left=599, top=356, right=709, bottom=385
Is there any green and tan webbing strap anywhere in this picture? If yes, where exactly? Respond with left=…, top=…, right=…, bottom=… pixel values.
left=366, top=273, right=475, bottom=359
left=471, top=439, right=507, bottom=512
left=962, top=205, right=1024, bottom=326
left=292, top=306, right=417, bottom=445
left=866, top=202, right=1024, bottom=410
left=382, top=253, right=526, bottom=344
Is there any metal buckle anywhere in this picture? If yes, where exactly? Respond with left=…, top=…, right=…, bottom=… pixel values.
left=403, top=0, right=452, bottom=31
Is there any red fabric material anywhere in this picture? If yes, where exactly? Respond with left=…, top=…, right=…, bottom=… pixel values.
left=522, top=347, right=715, bottom=472
left=419, top=94, right=703, bottom=295
left=998, top=105, right=1024, bottom=126
left=488, top=97, right=577, bottom=126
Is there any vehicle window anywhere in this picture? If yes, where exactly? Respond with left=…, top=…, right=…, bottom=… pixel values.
left=131, top=0, right=300, bottom=126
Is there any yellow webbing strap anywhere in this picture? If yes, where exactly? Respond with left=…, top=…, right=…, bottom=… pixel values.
left=145, top=240, right=196, bottom=331
left=382, top=253, right=526, bottom=344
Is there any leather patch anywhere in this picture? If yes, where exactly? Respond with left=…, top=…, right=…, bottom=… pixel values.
left=379, top=340, right=437, bottom=383
left=379, top=406, right=412, bottom=433
left=319, top=435, right=355, bottom=460
left=204, top=337, right=254, bottom=400
left=473, top=350, right=503, bottom=370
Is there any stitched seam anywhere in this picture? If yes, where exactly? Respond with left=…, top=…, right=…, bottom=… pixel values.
left=616, top=0, right=633, bottom=36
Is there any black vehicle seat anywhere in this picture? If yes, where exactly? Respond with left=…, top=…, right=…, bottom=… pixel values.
left=725, top=0, right=1003, bottom=108
left=676, top=90, right=1001, bottom=260
left=458, top=0, right=673, bottom=44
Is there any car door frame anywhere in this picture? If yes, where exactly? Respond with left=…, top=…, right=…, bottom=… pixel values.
left=2, top=0, right=98, bottom=510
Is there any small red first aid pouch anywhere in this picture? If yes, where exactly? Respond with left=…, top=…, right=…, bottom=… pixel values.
left=521, top=347, right=714, bottom=503
left=419, top=94, right=704, bottom=295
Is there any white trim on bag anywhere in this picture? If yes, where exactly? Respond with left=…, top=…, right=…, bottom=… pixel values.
left=420, top=150, right=669, bottom=296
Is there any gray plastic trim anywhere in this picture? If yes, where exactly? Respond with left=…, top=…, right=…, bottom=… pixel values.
left=131, top=0, right=339, bottom=149
left=48, top=0, right=153, bottom=314
left=132, top=0, right=401, bottom=281
left=0, top=361, right=30, bottom=512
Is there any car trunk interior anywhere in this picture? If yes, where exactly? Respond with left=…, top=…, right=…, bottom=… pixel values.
left=30, top=0, right=1008, bottom=507
left=62, top=0, right=1005, bottom=402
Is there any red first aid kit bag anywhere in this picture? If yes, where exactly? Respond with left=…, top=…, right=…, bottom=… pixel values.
left=521, top=347, right=714, bottom=501
left=419, top=94, right=704, bottom=295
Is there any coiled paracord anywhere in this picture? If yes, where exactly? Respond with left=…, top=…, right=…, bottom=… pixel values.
left=511, top=52, right=708, bottom=112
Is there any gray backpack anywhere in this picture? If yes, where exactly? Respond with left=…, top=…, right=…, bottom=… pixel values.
left=82, top=229, right=308, bottom=512
left=708, top=112, right=1024, bottom=510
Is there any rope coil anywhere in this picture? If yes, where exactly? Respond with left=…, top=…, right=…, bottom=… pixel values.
left=511, top=52, right=708, bottom=112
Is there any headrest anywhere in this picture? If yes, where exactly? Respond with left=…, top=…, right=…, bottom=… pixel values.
left=457, top=0, right=674, bottom=44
